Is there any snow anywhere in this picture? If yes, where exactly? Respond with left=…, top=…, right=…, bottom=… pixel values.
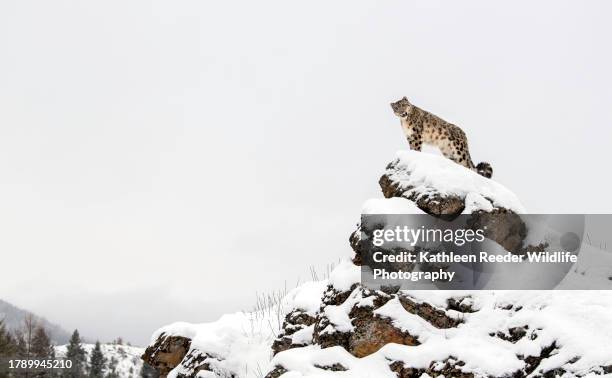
left=557, top=242, right=612, bottom=289
left=285, top=281, right=328, bottom=316
left=291, top=326, right=314, bottom=345
left=150, top=321, right=198, bottom=343
left=328, top=260, right=361, bottom=292
left=271, top=345, right=397, bottom=378
left=384, top=151, right=526, bottom=214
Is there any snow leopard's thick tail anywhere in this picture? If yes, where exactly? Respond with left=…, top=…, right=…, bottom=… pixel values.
left=475, top=162, right=493, bottom=178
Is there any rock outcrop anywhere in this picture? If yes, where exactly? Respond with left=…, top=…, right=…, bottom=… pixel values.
left=142, top=151, right=612, bottom=378
left=379, top=151, right=525, bottom=216
left=142, top=334, right=191, bottom=377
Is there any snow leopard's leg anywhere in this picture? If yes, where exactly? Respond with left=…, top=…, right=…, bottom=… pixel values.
left=441, top=127, right=472, bottom=169
left=450, top=143, right=473, bottom=169
left=408, top=126, right=423, bottom=151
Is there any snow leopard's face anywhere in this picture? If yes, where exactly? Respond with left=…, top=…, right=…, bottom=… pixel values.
left=391, top=97, right=411, bottom=118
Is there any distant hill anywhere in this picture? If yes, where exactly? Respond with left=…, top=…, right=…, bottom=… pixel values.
left=0, top=299, right=72, bottom=345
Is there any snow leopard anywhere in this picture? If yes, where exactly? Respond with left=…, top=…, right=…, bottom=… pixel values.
left=390, top=97, right=493, bottom=178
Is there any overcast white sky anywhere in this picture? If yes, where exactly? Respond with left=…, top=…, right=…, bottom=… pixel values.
left=1, top=0, right=611, bottom=345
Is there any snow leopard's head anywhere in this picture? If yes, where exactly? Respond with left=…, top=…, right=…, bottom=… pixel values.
left=390, top=97, right=412, bottom=118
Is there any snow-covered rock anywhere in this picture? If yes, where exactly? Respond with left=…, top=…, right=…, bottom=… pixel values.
left=269, top=286, right=612, bottom=378
left=143, top=151, right=612, bottom=378
left=142, top=281, right=327, bottom=377
left=379, top=151, right=525, bottom=215
left=144, top=265, right=612, bottom=377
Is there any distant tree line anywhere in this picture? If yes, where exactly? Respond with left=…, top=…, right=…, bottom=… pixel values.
left=0, top=317, right=158, bottom=378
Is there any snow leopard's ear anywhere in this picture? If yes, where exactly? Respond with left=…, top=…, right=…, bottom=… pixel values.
left=402, top=96, right=407, bottom=100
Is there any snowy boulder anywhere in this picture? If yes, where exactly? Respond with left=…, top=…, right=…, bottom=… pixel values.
left=143, top=149, right=612, bottom=378
left=379, top=151, right=525, bottom=216
left=353, top=151, right=530, bottom=261
left=141, top=333, right=191, bottom=376
left=142, top=281, right=327, bottom=378
left=270, top=262, right=467, bottom=362
left=309, top=283, right=464, bottom=359
left=142, top=313, right=279, bottom=377
left=268, top=288, right=612, bottom=378
left=142, top=267, right=612, bottom=377
left=271, top=309, right=317, bottom=355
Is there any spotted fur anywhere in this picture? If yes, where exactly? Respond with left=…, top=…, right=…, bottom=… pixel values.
left=390, top=97, right=493, bottom=178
